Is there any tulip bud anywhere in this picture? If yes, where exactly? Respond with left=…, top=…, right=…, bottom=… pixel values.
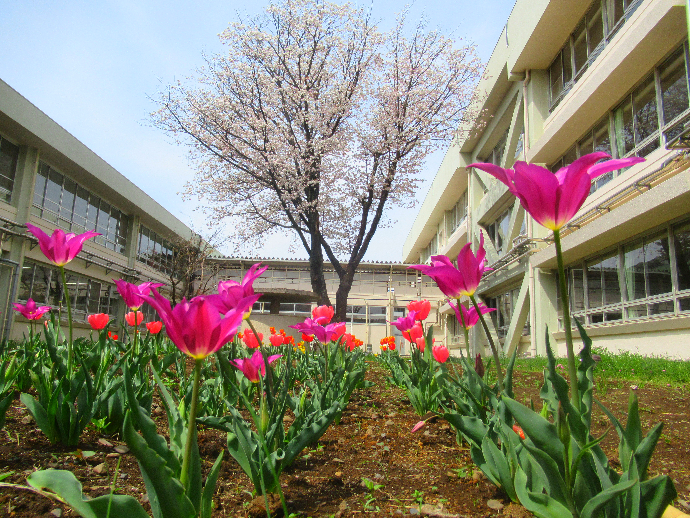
left=260, top=394, right=270, bottom=436
left=474, top=353, right=485, bottom=378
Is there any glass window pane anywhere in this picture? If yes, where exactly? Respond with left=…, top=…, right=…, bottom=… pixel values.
left=601, top=255, right=620, bottom=305
left=562, top=40, right=573, bottom=85
left=579, top=133, right=594, bottom=156
left=587, top=260, right=603, bottom=308
left=614, top=98, right=635, bottom=156
left=633, top=75, right=658, bottom=144
left=19, top=264, right=35, bottom=302
left=675, top=223, right=690, bottom=291
left=550, top=53, right=564, bottom=104
left=0, top=138, right=19, bottom=187
left=645, top=235, right=672, bottom=296
left=606, top=0, right=624, bottom=32
left=570, top=267, right=585, bottom=312
left=87, top=281, right=102, bottom=313
left=587, top=5, right=604, bottom=54
left=623, top=241, right=646, bottom=300
left=45, top=168, right=63, bottom=206
left=573, top=23, right=588, bottom=74
left=660, top=46, right=689, bottom=125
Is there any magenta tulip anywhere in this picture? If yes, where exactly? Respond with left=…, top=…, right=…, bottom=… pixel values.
left=26, top=223, right=99, bottom=267
left=142, top=289, right=260, bottom=360
left=289, top=318, right=346, bottom=343
left=13, top=298, right=51, bottom=320
left=469, top=153, right=645, bottom=231
left=389, top=311, right=418, bottom=333
left=410, top=233, right=490, bottom=298
left=449, top=301, right=496, bottom=329
left=114, top=280, right=164, bottom=310
left=206, top=262, right=267, bottom=315
left=230, top=350, right=282, bottom=383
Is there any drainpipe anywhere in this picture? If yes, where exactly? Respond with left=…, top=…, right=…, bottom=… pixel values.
left=1, top=258, right=20, bottom=343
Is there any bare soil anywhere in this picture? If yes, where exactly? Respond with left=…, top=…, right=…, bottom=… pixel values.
left=1, top=363, right=689, bottom=517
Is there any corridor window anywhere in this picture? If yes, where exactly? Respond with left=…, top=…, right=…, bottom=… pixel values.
left=0, top=135, right=19, bottom=203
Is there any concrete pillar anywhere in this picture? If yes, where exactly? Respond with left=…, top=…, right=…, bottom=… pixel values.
left=523, top=69, right=549, bottom=152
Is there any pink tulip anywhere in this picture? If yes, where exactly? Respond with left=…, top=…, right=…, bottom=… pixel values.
left=469, top=153, right=645, bottom=231
left=312, top=305, right=335, bottom=324
left=114, top=280, right=164, bottom=311
left=449, top=301, right=495, bottom=329
left=141, top=289, right=259, bottom=360
left=290, top=318, right=346, bottom=343
left=13, top=299, right=51, bottom=320
left=230, top=350, right=282, bottom=383
left=432, top=344, right=450, bottom=363
left=206, top=263, right=267, bottom=315
left=410, top=233, right=490, bottom=298
left=407, top=300, right=430, bottom=321
left=390, top=311, right=418, bottom=334
left=26, top=223, right=99, bottom=267
left=87, top=313, right=109, bottom=330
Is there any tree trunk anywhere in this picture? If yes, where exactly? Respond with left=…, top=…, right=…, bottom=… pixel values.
left=334, top=265, right=355, bottom=323
left=309, top=232, right=331, bottom=307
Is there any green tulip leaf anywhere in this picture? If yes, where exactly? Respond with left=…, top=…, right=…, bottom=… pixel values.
left=27, top=469, right=150, bottom=518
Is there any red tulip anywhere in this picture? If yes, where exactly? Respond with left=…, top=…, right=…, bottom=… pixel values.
left=87, top=313, right=109, bottom=330
left=432, top=344, right=450, bottom=363
left=26, top=223, right=99, bottom=267
left=242, top=329, right=263, bottom=349
left=301, top=333, right=314, bottom=343
left=146, top=321, right=163, bottom=334
left=402, top=322, right=424, bottom=344
left=513, top=424, right=526, bottom=440
left=125, top=311, right=144, bottom=326
left=13, top=299, right=51, bottom=320
left=312, top=305, right=335, bottom=324
left=108, top=331, right=118, bottom=341
left=469, top=153, right=645, bottom=231
left=407, top=300, right=430, bottom=321
left=269, top=334, right=284, bottom=347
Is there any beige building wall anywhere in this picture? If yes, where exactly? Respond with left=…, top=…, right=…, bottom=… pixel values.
left=404, top=0, right=690, bottom=360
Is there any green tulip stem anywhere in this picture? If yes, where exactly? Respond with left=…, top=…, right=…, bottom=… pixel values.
left=553, top=229, right=581, bottom=412
left=133, top=308, right=139, bottom=356
left=456, top=299, right=470, bottom=359
left=60, top=266, right=74, bottom=374
left=469, top=294, right=503, bottom=393
left=180, top=358, right=202, bottom=489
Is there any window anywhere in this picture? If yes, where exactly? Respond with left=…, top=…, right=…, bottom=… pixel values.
left=447, top=192, right=467, bottom=237
left=550, top=43, right=690, bottom=192
left=486, top=288, right=529, bottom=340
left=32, top=162, right=128, bottom=253
left=346, top=305, right=367, bottom=324
left=549, top=0, right=641, bottom=110
left=0, top=134, right=19, bottom=203
left=19, top=259, right=121, bottom=323
left=485, top=209, right=512, bottom=256
left=566, top=220, right=687, bottom=326
left=279, top=303, right=311, bottom=315
left=137, top=225, right=174, bottom=274
left=369, top=306, right=387, bottom=325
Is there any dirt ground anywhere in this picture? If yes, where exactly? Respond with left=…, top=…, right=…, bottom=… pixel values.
left=1, top=363, right=689, bottom=517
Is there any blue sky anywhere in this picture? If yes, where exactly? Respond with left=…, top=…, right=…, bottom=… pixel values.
left=0, top=0, right=515, bottom=261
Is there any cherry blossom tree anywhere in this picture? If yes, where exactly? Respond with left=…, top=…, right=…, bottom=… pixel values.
left=152, top=0, right=483, bottom=320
